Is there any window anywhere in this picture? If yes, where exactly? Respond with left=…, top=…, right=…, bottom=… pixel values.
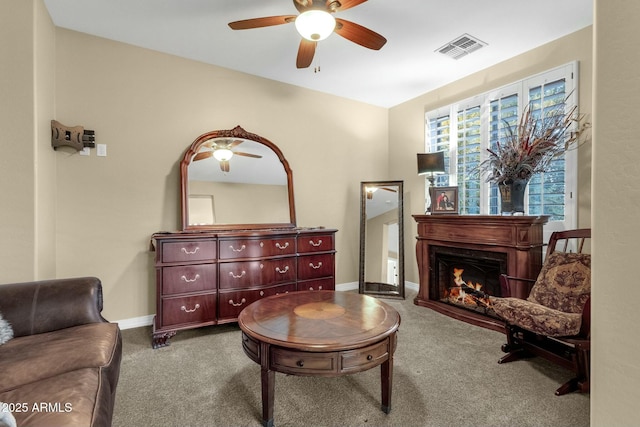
left=425, top=62, right=579, bottom=232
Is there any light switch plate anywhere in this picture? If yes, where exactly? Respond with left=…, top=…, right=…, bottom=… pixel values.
left=97, top=144, right=107, bottom=157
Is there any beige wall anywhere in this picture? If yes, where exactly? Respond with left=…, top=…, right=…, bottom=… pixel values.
left=592, top=1, right=640, bottom=425
left=52, top=28, right=388, bottom=321
left=389, top=27, right=593, bottom=285
left=0, top=0, right=56, bottom=282
left=5, top=1, right=640, bottom=424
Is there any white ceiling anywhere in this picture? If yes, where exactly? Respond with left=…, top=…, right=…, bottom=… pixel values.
left=43, top=0, right=593, bottom=108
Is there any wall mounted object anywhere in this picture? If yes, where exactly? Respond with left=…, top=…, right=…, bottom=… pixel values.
left=51, top=120, right=95, bottom=151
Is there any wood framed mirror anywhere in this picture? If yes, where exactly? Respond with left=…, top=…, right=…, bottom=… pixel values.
left=359, top=181, right=405, bottom=299
left=180, top=126, right=296, bottom=230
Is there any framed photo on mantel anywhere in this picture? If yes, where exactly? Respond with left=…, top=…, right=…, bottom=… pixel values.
left=430, top=186, right=458, bottom=214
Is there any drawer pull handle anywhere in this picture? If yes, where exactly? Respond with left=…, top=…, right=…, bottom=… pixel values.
left=309, top=287, right=314, bottom=291
left=309, top=261, right=323, bottom=269
left=367, top=355, right=373, bottom=361
left=318, top=286, right=323, bottom=290
left=276, top=242, right=290, bottom=250
left=229, top=298, right=246, bottom=307
left=275, top=266, right=290, bottom=274
left=229, top=244, right=246, bottom=253
left=181, top=303, right=200, bottom=313
left=181, top=274, right=200, bottom=283
left=309, top=239, right=323, bottom=247
left=181, top=247, right=200, bottom=255
left=296, top=360, right=304, bottom=367
left=229, top=271, right=246, bottom=279
left=260, top=291, right=265, bottom=296
left=275, top=291, right=289, bottom=295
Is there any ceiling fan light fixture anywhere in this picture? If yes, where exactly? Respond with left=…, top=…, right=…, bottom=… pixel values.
left=213, top=148, right=234, bottom=161
left=295, top=10, right=336, bottom=41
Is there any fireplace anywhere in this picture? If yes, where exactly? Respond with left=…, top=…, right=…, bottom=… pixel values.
left=430, top=246, right=507, bottom=319
left=413, top=215, right=548, bottom=332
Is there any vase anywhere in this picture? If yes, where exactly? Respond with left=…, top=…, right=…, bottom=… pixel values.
left=498, top=178, right=528, bottom=215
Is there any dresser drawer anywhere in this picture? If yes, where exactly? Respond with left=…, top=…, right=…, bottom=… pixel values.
left=297, top=277, right=335, bottom=292
left=219, top=237, right=296, bottom=259
left=161, top=293, right=216, bottom=328
left=161, top=240, right=216, bottom=263
left=218, top=284, right=296, bottom=320
left=270, top=347, right=338, bottom=375
left=219, top=258, right=296, bottom=289
left=297, top=254, right=335, bottom=280
left=297, top=234, right=334, bottom=253
left=162, top=264, right=216, bottom=295
left=340, top=339, right=389, bottom=373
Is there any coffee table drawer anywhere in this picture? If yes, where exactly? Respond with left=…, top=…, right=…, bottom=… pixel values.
left=242, top=332, right=260, bottom=363
left=270, top=347, right=338, bottom=375
left=340, top=339, right=389, bottom=373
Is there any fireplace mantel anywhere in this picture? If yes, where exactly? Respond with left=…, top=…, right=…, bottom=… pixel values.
left=413, top=215, right=549, bottom=332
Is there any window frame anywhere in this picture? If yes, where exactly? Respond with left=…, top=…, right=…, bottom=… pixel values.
left=424, top=62, right=579, bottom=235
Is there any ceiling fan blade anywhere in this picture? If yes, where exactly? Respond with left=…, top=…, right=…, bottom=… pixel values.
left=228, top=139, right=243, bottom=149
left=331, top=0, right=368, bottom=12
left=228, top=16, right=296, bottom=30
left=193, top=151, right=213, bottom=161
left=234, top=152, right=262, bottom=159
left=220, top=160, right=230, bottom=172
left=381, top=187, right=397, bottom=193
left=296, top=39, right=317, bottom=68
left=334, top=18, right=387, bottom=50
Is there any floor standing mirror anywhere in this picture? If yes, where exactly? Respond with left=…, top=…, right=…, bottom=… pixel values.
left=359, top=181, right=405, bottom=299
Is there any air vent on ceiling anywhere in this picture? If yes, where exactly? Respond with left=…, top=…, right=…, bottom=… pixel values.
left=436, top=33, right=487, bottom=60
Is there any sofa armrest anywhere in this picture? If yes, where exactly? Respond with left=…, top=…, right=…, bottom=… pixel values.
left=0, top=277, right=107, bottom=338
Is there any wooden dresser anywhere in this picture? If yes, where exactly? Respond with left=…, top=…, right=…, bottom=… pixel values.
left=151, top=227, right=336, bottom=348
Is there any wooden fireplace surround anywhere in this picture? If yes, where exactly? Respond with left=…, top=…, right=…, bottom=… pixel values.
left=413, top=215, right=549, bottom=332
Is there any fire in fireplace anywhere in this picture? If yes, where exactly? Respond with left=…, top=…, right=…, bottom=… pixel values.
left=430, top=246, right=507, bottom=318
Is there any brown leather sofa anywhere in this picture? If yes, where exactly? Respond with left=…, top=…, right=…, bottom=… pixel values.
left=0, top=277, right=122, bottom=427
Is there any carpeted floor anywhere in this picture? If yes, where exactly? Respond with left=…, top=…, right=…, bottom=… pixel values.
left=112, top=289, right=589, bottom=427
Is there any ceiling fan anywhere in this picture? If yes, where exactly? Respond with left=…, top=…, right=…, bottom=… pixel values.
left=228, top=0, right=387, bottom=69
left=193, top=139, right=262, bottom=172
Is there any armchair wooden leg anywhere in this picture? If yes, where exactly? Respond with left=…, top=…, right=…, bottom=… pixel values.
left=498, top=348, right=530, bottom=364
left=555, top=378, right=580, bottom=396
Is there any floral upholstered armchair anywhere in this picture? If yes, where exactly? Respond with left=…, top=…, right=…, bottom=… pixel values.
left=491, top=229, right=591, bottom=396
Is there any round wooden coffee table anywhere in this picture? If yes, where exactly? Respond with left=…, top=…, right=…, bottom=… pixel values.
left=238, top=290, right=401, bottom=427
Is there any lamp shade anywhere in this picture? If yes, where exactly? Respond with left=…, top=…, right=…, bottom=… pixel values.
left=417, top=152, right=446, bottom=175
left=295, top=10, right=336, bottom=41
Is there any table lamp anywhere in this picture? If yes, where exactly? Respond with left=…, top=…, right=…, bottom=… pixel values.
left=417, top=152, right=446, bottom=213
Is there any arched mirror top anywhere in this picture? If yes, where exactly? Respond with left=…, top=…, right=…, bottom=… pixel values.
left=180, top=125, right=296, bottom=231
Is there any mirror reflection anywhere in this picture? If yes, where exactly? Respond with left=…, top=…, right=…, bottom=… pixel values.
left=359, top=181, right=405, bottom=299
left=181, top=126, right=296, bottom=230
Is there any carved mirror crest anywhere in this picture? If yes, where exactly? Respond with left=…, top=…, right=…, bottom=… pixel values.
left=180, top=126, right=296, bottom=230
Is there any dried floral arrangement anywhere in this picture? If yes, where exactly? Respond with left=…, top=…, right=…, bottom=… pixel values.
left=478, top=97, right=590, bottom=185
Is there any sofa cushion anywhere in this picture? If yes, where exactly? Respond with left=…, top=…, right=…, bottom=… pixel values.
left=492, top=296, right=583, bottom=337
left=0, top=323, right=119, bottom=393
left=0, top=368, right=110, bottom=427
left=527, top=251, right=591, bottom=313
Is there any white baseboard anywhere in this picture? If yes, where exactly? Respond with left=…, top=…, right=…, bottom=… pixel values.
left=116, top=314, right=154, bottom=330
left=115, top=281, right=419, bottom=330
